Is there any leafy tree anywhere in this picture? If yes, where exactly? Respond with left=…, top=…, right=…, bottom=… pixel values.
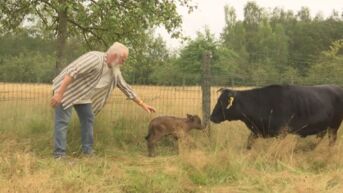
left=0, top=0, right=195, bottom=73
left=0, top=31, right=84, bottom=64
left=281, top=66, right=301, bottom=84
left=220, top=2, right=343, bottom=85
left=221, top=6, right=249, bottom=85
left=221, top=5, right=248, bottom=58
left=123, top=34, right=171, bottom=84
left=0, top=51, right=55, bottom=83
left=150, top=57, right=184, bottom=85
left=249, top=63, right=279, bottom=86
left=306, top=39, right=343, bottom=85
left=174, top=29, right=221, bottom=85
left=243, top=1, right=264, bottom=64
left=271, top=24, right=288, bottom=71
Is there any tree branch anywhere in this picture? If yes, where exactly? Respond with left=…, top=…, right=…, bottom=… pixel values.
left=82, top=31, right=93, bottom=50
left=40, top=0, right=58, bottom=12
left=34, top=6, right=49, bottom=26
left=66, top=17, right=108, bottom=47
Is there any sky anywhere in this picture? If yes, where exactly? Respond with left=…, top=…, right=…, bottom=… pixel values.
left=156, top=0, right=343, bottom=49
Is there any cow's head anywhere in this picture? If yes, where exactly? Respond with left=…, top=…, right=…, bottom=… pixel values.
left=210, top=88, right=237, bottom=123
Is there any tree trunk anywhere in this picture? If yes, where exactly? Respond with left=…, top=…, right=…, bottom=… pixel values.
left=55, top=0, right=68, bottom=75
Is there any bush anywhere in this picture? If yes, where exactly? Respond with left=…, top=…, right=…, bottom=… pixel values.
left=0, top=52, right=55, bottom=83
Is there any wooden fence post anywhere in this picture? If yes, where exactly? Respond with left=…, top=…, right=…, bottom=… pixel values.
left=201, top=51, right=212, bottom=137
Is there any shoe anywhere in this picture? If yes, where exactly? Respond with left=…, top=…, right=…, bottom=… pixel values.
left=53, top=152, right=66, bottom=159
left=82, top=150, right=95, bottom=157
left=82, top=148, right=95, bottom=155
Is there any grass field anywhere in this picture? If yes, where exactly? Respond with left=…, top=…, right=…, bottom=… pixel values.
left=1, top=83, right=343, bottom=193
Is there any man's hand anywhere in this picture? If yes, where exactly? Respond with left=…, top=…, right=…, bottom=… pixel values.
left=51, top=75, right=73, bottom=108
left=140, top=103, right=156, bottom=113
left=134, top=98, right=156, bottom=113
left=51, top=92, right=63, bottom=107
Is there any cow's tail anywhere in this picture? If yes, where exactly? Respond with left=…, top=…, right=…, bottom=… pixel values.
left=145, top=134, right=150, bottom=140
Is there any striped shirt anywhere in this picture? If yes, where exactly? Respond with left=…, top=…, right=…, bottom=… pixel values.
left=52, top=51, right=138, bottom=114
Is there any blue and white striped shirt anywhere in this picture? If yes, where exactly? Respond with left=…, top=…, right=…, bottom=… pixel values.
left=52, top=51, right=138, bottom=114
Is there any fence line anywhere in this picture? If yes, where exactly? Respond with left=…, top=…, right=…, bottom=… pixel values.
left=0, top=83, right=223, bottom=129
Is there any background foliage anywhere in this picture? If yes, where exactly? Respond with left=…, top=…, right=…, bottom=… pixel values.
left=0, top=1, right=342, bottom=85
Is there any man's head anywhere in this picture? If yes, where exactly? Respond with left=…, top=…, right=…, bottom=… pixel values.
left=106, top=42, right=129, bottom=67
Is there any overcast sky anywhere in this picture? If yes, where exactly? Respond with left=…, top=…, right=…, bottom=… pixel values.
left=156, top=0, right=343, bottom=49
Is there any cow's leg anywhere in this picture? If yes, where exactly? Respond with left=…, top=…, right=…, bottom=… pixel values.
left=316, top=130, right=326, bottom=139
left=328, top=119, right=342, bottom=146
left=315, top=130, right=326, bottom=144
left=246, top=132, right=258, bottom=150
left=306, top=130, right=327, bottom=150
left=278, top=127, right=289, bottom=139
left=328, top=127, right=338, bottom=146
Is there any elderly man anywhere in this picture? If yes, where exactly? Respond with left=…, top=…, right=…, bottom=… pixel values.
left=51, top=42, right=155, bottom=158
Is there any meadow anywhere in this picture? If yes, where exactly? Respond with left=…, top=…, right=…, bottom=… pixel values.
left=0, top=83, right=343, bottom=193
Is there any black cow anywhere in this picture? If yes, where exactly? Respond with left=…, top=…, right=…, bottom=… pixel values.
left=210, top=85, right=343, bottom=149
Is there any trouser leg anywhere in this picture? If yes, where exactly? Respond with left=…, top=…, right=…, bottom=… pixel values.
left=74, top=104, right=94, bottom=154
left=54, top=104, right=72, bottom=157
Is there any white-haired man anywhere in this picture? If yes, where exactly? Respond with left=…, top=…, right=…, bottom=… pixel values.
left=51, top=42, right=156, bottom=158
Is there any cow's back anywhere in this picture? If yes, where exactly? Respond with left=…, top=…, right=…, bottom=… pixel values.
left=235, top=85, right=343, bottom=137
left=284, top=85, right=343, bottom=136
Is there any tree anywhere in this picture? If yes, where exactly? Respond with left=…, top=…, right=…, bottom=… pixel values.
left=220, top=5, right=249, bottom=85
left=123, top=34, right=171, bottom=84
left=306, top=39, right=343, bottom=85
left=175, top=28, right=220, bottom=85
left=243, top=1, right=263, bottom=64
left=0, top=51, right=55, bottom=83
left=0, top=0, right=195, bottom=73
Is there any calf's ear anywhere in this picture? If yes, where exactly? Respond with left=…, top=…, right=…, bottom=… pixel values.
left=186, top=114, right=193, bottom=120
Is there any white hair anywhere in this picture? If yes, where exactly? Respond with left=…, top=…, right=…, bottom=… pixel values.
left=107, top=42, right=129, bottom=56
left=107, top=42, right=128, bottom=78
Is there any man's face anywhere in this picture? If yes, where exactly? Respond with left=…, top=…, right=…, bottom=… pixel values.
left=117, top=52, right=128, bottom=65
left=111, top=51, right=127, bottom=67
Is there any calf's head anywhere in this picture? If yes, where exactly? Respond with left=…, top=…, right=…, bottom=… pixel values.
left=210, top=88, right=237, bottom=123
left=186, top=114, right=205, bottom=130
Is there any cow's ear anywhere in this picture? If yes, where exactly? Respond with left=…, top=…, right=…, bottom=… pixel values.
left=226, top=97, right=235, bottom=109
left=217, top=87, right=230, bottom=93
left=217, top=88, right=236, bottom=96
left=217, top=88, right=225, bottom=93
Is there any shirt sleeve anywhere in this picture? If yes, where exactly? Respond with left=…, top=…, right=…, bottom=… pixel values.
left=116, top=71, right=138, bottom=100
left=66, top=52, right=101, bottom=79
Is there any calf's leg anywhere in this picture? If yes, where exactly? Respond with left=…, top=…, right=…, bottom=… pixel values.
left=147, top=139, right=156, bottom=157
left=147, top=133, right=164, bottom=157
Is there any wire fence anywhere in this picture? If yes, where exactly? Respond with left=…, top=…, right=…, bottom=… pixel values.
left=0, top=82, right=223, bottom=130
left=1, top=53, right=343, bottom=132
left=1, top=77, right=341, bottom=130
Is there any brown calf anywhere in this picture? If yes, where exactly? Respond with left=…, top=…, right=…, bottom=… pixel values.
left=145, top=114, right=204, bottom=157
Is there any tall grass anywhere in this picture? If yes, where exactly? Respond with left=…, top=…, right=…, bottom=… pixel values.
left=0, top=83, right=343, bottom=193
